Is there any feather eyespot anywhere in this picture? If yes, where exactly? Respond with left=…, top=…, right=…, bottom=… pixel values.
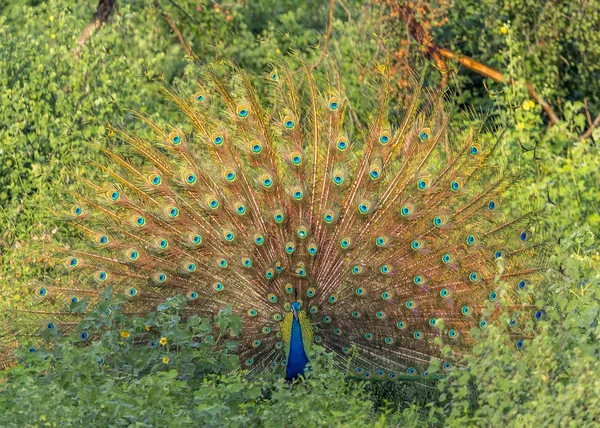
left=517, top=279, right=528, bottom=289
left=96, top=234, right=109, bottom=245
left=291, top=187, right=303, bottom=200
left=413, top=332, right=422, bottom=340
left=417, top=178, right=430, bottom=190
left=519, top=230, right=529, bottom=241
left=469, top=271, right=480, bottom=282
left=333, top=173, right=344, bottom=185
left=212, top=133, right=224, bottom=146
left=207, top=198, right=220, bottom=209
left=379, top=131, right=390, bottom=145
left=283, top=115, right=295, bottom=129
left=488, top=200, right=497, bottom=210
left=185, top=173, right=197, bottom=184
left=95, top=271, right=108, bottom=282
left=461, top=306, right=471, bottom=315
left=193, top=92, right=205, bottom=102
left=290, top=152, right=302, bottom=165
left=217, top=258, right=228, bottom=268
left=65, top=256, right=78, bottom=268
left=376, top=311, right=385, bottom=319
left=400, top=204, right=413, bottom=216
left=336, top=137, right=349, bottom=151
left=154, top=272, right=167, bottom=284
left=439, top=288, right=450, bottom=298
left=429, top=318, right=437, bottom=327
left=433, top=216, right=447, bottom=227
left=127, top=287, right=137, bottom=297
left=413, top=275, right=424, bottom=285
left=254, top=234, right=264, bottom=245
left=406, top=301, right=414, bottom=309
left=296, top=225, right=308, bottom=238
left=250, top=140, right=262, bottom=154
left=71, top=205, right=83, bottom=216
left=213, top=282, right=224, bottom=291
left=157, top=238, right=168, bottom=249
left=466, top=234, right=478, bottom=245
left=36, top=287, right=48, bottom=297
left=381, top=291, right=391, bottom=300
left=149, top=174, right=162, bottom=186
left=187, top=291, right=198, bottom=300
left=352, top=265, right=363, bottom=274
left=340, top=237, right=351, bottom=249
left=419, top=128, right=431, bottom=141
left=358, top=201, right=371, bottom=214
left=375, top=236, right=388, bottom=247
left=268, top=294, right=277, bottom=303
left=107, top=190, right=120, bottom=201
left=223, top=230, right=235, bottom=242
left=489, top=291, right=498, bottom=301
left=410, top=239, right=422, bottom=250
left=396, top=321, right=406, bottom=329
left=273, top=209, right=285, bottom=223
left=169, top=132, right=182, bottom=145
left=448, top=329, right=458, bottom=338
left=328, top=295, right=337, bottom=303
left=470, top=144, right=481, bottom=155
left=328, top=97, right=340, bottom=110
left=237, top=105, right=249, bottom=118
left=167, top=207, right=179, bottom=218
left=407, top=367, right=416, bottom=376
left=285, top=242, right=296, bottom=254
left=355, top=287, right=365, bottom=296
left=307, top=243, right=318, bottom=255
left=310, top=306, right=318, bottom=314
left=450, top=179, right=463, bottom=191
left=442, top=253, right=453, bottom=264
left=235, top=203, right=247, bottom=215
left=223, top=169, right=236, bottom=182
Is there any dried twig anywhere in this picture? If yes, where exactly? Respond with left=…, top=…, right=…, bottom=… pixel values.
left=73, top=0, right=116, bottom=57
left=579, top=113, right=600, bottom=141
left=311, top=0, right=336, bottom=70
left=154, top=0, right=194, bottom=57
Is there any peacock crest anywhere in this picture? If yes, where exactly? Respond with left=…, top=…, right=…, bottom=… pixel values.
left=21, top=60, right=543, bottom=379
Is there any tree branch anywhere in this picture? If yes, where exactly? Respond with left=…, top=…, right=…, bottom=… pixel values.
left=154, top=0, right=194, bottom=57
left=73, top=0, right=116, bottom=57
left=311, top=0, right=335, bottom=70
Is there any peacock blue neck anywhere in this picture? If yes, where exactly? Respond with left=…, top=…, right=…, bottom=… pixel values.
left=285, top=315, right=309, bottom=380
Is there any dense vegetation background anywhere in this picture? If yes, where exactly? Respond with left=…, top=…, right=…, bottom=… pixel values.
left=0, top=0, right=598, bottom=426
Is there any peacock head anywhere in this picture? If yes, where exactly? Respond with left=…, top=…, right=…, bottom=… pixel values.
left=291, top=301, right=301, bottom=320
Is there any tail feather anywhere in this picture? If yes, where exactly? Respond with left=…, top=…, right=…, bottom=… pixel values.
left=10, top=60, right=545, bottom=378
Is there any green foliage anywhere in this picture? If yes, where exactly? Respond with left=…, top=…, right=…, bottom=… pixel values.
left=1, top=0, right=599, bottom=426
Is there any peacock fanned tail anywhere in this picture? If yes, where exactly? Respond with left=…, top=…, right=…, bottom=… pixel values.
left=17, top=60, right=543, bottom=379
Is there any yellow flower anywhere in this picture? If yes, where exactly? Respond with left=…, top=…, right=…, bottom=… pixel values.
left=49, top=16, right=54, bottom=22
left=159, top=337, right=167, bottom=346
left=522, top=100, right=531, bottom=111
left=527, top=100, right=535, bottom=110
left=162, top=357, right=169, bottom=364
left=275, top=48, right=281, bottom=54
left=120, top=331, right=130, bottom=338
left=145, top=325, right=151, bottom=332
left=50, top=33, right=56, bottom=39
left=516, top=122, right=525, bottom=130
left=500, top=24, right=508, bottom=34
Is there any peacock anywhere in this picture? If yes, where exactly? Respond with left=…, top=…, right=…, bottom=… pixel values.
left=15, top=60, right=543, bottom=380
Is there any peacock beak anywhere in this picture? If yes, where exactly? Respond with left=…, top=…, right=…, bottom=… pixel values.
left=292, top=306, right=299, bottom=320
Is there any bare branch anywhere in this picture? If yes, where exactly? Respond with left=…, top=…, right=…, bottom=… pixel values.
left=73, top=0, right=116, bottom=57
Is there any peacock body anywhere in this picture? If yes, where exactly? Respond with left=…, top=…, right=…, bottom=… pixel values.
left=23, top=61, right=542, bottom=380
